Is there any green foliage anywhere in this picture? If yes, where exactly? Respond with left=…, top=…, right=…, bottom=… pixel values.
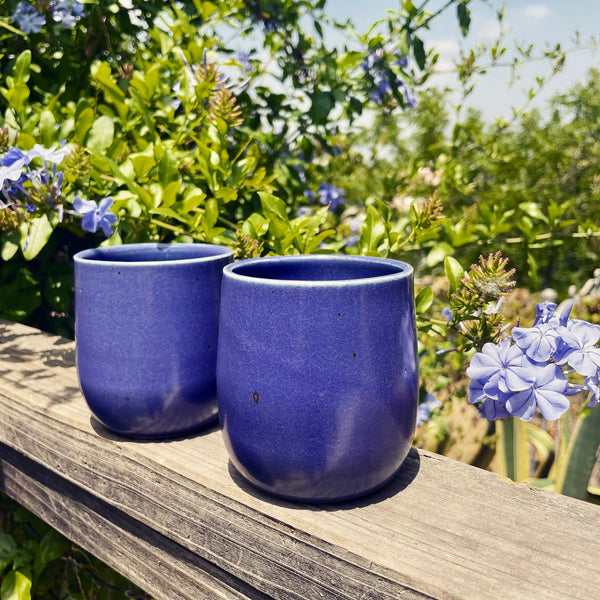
left=0, top=491, right=151, bottom=599
left=554, top=406, right=600, bottom=499
left=1, top=0, right=476, bottom=337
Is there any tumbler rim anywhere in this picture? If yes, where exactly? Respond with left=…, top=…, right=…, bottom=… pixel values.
left=223, top=254, right=413, bottom=287
left=74, top=242, right=233, bottom=267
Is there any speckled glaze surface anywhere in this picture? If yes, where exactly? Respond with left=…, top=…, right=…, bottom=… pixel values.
left=74, top=243, right=233, bottom=437
left=217, top=254, right=418, bottom=502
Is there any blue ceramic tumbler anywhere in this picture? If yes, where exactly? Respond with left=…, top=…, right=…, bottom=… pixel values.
left=217, top=255, right=418, bottom=502
left=74, top=243, right=233, bottom=437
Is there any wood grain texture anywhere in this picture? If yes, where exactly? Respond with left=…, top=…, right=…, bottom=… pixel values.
left=1, top=319, right=599, bottom=600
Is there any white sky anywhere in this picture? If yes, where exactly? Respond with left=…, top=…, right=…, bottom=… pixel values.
left=325, top=0, right=600, bottom=121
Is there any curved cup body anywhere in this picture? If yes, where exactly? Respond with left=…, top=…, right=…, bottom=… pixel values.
left=217, top=255, right=418, bottom=502
left=74, top=243, right=233, bottom=437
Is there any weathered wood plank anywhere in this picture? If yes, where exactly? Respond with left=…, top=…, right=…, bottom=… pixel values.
left=1, top=319, right=599, bottom=600
left=0, top=444, right=269, bottom=600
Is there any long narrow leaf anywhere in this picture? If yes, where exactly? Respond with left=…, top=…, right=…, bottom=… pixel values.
left=555, top=406, right=600, bottom=499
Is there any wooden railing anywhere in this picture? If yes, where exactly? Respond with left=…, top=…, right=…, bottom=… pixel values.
left=1, top=319, right=599, bottom=600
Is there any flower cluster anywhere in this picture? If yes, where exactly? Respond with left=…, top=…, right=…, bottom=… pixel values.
left=10, top=0, right=84, bottom=34
left=467, top=300, right=600, bottom=421
left=0, top=144, right=70, bottom=225
left=304, top=182, right=345, bottom=212
left=0, top=144, right=117, bottom=237
left=362, top=47, right=416, bottom=108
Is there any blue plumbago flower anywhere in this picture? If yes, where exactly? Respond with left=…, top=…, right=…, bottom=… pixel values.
left=555, top=320, right=600, bottom=377
left=533, top=300, right=558, bottom=324
left=505, top=363, right=570, bottom=421
left=27, top=143, right=70, bottom=164
left=52, top=0, right=85, bottom=28
left=361, top=46, right=415, bottom=108
left=466, top=339, right=533, bottom=400
left=1, top=145, right=70, bottom=210
left=394, top=54, right=409, bottom=68
left=370, top=75, right=392, bottom=103
left=72, top=197, right=118, bottom=236
left=468, top=377, right=511, bottom=419
left=416, top=393, right=442, bottom=426
left=362, top=46, right=407, bottom=72
left=0, top=147, right=29, bottom=168
left=11, top=2, right=45, bottom=34
left=442, top=307, right=454, bottom=322
left=404, top=93, right=417, bottom=109
left=303, top=189, right=316, bottom=203
left=296, top=206, right=312, bottom=217
left=1, top=151, right=67, bottom=224
left=345, top=234, right=360, bottom=247
left=585, top=373, right=600, bottom=408
left=317, top=182, right=345, bottom=212
left=512, top=320, right=561, bottom=362
left=0, top=160, right=26, bottom=188
left=235, top=50, right=252, bottom=72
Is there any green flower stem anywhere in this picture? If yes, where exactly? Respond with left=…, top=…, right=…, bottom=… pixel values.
left=497, top=417, right=530, bottom=482
left=551, top=410, right=571, bottom=483
left=149, top=219, right=204, bottom=240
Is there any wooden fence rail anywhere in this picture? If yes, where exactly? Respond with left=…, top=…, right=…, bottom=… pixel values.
left=1, top=319, right=599, bottom=599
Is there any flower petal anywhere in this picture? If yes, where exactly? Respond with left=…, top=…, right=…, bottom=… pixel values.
left=534, top=389, right=570, bottom=421
left=72, top=196, right=97, bottom=215
left=505, top=389, right=537, bottom=421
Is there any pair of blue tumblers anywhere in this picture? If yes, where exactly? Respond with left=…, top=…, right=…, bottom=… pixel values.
left=74, top=243, right=418, bottom=502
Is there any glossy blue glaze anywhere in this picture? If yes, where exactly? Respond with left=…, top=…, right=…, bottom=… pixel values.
left=74, top=243, right=233, bottom=437
left=217, top=254, right=418, bottom=502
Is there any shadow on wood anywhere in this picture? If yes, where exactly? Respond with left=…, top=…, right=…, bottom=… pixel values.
left=225, top=448, right=421, bottom=511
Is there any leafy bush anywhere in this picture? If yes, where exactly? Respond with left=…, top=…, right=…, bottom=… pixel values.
left=0, top=491, right=152, bottom=599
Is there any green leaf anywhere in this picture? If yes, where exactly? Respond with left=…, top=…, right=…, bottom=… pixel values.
left=0, top=18, right=27, bottom=36
left=161, top=181, right=181, bottom=208
left=20, top=215, right=54, bottom=261
left=157, top=148, right=179, bottom=186
left=525, top=422, right=555, bottom=479
left=0, top=266, right=41, bottom=321
left=75, top=107, right=95, bottom=142
left=402, top=0, right=418, bottom=17
left=412, top=36, right=426, bottom=70
left=90, top=61, right=126, bottom=102
left=0, top=570, right=32, bottom=600
left=415, top=286, right=434, bottom=314
left=425, top=242, right=453, bottom=268
left=6, top=83, right=29, bottom=114
left=13, top=50, right=31, bottom=83
left=456, top=2, right=471, bottom=37
left=131, top=155, right=156, bottom=179
left=204, top=198, right=219, bottom=230
left=496, top=417, right=530, bottom=483
left=39, top=110, right=56, bottom=147
left=519, top=201, right=548, bottom=224
left=150, top=207, right=189, bottom=224
left=1, top=231, right=20, bottom=261
left=309, top=91, right=335, bottom=125
left=259, top=191, right=288, bottom=221
left=359, top=204, right=386, bottom=256
left=444, top=256, right=465, bottom=293
left=33, top=531, right=69, bottom=581
left=0, top=534, right=17, bottom=573
left=555, top=406, right=600, bottom=499
left=87, top=116, right=114, bottom=153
